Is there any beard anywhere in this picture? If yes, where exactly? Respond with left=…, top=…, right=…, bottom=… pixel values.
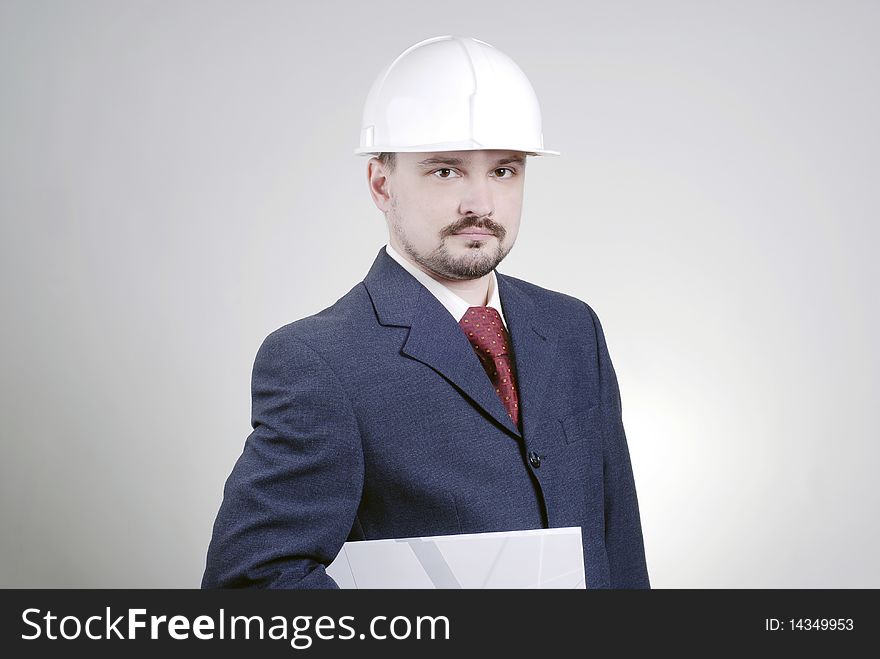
left=388, top=199, right=513, bottom=280
left=405, top=235, right=508, bottom=280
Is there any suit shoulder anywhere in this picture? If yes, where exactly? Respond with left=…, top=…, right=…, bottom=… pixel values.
left=257, top=282, right=370, bottom=357
left=499, top=272, right=598, bottom=320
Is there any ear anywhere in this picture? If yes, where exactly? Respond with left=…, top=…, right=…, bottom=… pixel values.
left=367, top=157, right=392, bottom=212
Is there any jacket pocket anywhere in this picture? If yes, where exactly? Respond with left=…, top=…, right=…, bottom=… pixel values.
left=558, top=403, right=603, bottom=445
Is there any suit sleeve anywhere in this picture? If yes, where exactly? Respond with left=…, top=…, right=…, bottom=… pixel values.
left=586, top=304, right=651, bottom=589
left=201, top=327, right=364, bottom=589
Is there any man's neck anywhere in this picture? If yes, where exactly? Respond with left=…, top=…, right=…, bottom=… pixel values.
left=392, top=243, right=490, bottom=306
left=429, top=272, right=491, bottom=307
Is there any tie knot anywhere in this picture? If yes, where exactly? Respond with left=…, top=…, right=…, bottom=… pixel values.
left=459, top=306, right=509, bottom=358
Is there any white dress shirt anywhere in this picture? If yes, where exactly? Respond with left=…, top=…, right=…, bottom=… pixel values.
left=384, top=242, right=509, bottom=329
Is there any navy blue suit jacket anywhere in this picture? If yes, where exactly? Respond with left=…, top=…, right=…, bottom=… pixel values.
left=202, top=246, right=650, bottom=588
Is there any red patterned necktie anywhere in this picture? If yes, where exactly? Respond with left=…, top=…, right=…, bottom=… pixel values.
left=459, top=306, right=521, bottom=428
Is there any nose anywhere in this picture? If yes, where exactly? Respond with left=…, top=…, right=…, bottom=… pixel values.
left=458, top=175, right=495, bottom=219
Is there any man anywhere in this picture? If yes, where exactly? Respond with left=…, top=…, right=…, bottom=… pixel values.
left=202, top=35, right=649, bottom=589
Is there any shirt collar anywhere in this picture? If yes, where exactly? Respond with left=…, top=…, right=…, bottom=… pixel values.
left=384, top=243, right=508, bottom=328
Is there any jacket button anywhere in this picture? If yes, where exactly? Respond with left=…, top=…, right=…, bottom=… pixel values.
left=528, top=451, right=541, bottom=468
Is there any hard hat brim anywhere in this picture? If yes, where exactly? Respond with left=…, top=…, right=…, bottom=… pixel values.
left=353, top=146, right=560, bottom=157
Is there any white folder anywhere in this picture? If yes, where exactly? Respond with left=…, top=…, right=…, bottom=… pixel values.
left=326, top=526, right=586, bottom=589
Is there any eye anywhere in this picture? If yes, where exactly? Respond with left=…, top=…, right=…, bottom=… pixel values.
left=493, top=167, right=516, bottom=178
left=433, top=168, right=460, bottom=179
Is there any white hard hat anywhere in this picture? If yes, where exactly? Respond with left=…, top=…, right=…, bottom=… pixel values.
left=355, top=35, right=559, bottom=157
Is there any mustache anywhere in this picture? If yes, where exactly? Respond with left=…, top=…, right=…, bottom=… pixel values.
left=442, top=216, right=505, bottom=238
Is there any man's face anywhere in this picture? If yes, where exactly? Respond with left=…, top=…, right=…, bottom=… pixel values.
left=373, top=149, right=526, bottom=281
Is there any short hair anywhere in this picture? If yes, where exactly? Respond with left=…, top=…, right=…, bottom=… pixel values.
left=377, top=152, right=396, bottom=173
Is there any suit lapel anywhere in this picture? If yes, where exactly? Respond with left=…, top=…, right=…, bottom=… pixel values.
left=363, top=247, right=558, bottom=440
left=495, top=271, right=560, bottom=443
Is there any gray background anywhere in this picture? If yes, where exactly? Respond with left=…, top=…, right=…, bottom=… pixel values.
left=1, top=0, right=877, bottom=588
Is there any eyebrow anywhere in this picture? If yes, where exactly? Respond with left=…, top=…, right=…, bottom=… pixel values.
left=416, top=156, right=526, bottom=168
